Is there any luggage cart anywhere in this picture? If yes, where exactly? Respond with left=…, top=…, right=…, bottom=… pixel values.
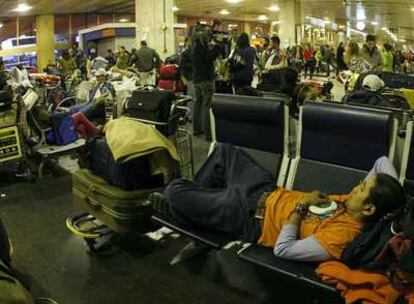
left=0, top=97, right=33, bottom=181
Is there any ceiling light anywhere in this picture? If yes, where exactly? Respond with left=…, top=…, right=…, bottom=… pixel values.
left=172, top=6, right=179, bottom=12
left=268, top=4, right=280, bottom=12
left=371, top=21, right=378, bottom=25
left=226, top=0, right=242, bottom=3
left=219, top=9, right=230, bottom=15
left=381, top=27, right=388, bottom=31
left=13, top=3, right=32, bottom=13
left=411, top=7, right=414, bottom=11
left=356, top=21, right=366, bottom=30
left=258, top=15, right=268, bottom=21
left=119, top=18, right=129, bottom=23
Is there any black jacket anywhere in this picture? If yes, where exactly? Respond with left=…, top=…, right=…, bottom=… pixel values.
left=192, top=40, right=222, bottom=83
left=180, top=47, right=193, bottom=81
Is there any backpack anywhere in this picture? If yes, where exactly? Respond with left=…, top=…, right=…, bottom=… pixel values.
left=0, top=260, right=35, bottom=304
left=228, top=48, right=246, bottom=73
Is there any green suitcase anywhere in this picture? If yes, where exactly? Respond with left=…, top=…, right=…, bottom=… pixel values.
left=72, top=169, right=162, bottom=234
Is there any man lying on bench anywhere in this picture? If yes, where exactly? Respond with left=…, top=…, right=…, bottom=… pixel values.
left=160, top=144, right=407, bottom=262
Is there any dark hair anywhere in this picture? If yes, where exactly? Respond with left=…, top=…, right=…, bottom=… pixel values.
left=141, top=40, right=147, bottom=47
left=237, top=32, right=250, bottom=49
left=348, top=41, right=359, bottom=56
left=271, top=36, right=280, bottom=46
left=366, top=34, right=376, bottom=43
left=384, top=43, right=392, bottom=52
left=367, top=173, right=407, bottom=223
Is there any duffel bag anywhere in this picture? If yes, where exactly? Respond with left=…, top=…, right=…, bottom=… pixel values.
left=46, top=111, right=78, bottom=145
left=123, top=89, right=175, bottom=123
left=159, top=64, right=180, bottom=81
left=89, top=137, right=164, bottom=191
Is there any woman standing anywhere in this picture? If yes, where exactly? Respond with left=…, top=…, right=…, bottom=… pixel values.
left=229, top=32, right=257, bottom=89
left=345, top=41, right=372, bottom=74
left=303, top=44, right=316, bottom=79
left=381, top=43, right=394, bottom=73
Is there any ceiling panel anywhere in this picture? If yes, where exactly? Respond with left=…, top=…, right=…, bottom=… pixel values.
left=0, top=0, right=413, bottom=40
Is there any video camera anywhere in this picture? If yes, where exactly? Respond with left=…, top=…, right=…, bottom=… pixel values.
left=189, top=19, right=230, bottom=44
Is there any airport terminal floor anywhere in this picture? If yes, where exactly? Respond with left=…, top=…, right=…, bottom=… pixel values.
left=3, top=0, right=414, bottom=304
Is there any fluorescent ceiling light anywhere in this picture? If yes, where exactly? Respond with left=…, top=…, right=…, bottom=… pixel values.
left=268, top=4, right=280, bottom=12
left=381, top=27, right=388, bottom=31
left=226, top=0, right=242, bottom=3
left=219, top=9, right=230, bottom=15
left=371, top=21, right=378, bottom=25
left=172, top=6, right=179, bottom=12
left=258, top=15, right=268, bottom=21
left=13, top=3, right=32, bottom=13
left=119, top=18, right=129, bottom=22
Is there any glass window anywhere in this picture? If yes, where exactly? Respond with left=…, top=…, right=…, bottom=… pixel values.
left=55, top=15, right=70, bottom=44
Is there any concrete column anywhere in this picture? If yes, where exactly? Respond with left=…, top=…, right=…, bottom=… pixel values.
left=278, top=0, right=301, bottom=48
left=36, top=15, right=55, bottom=72
left=135, top=0, right=175, bottom=59
left=243, top=22, right=251, bottom=36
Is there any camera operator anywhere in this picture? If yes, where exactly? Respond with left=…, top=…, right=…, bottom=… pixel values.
left=192, top=25, right=222, bottom=141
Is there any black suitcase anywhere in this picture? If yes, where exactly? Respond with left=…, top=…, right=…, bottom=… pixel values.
left=89, top=137, right=164, bottom=191
left=380, top=72, right=414, bottom=90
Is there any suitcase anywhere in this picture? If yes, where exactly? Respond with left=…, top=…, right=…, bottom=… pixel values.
left=72, top=169, right=162, bottom=234
left=158, top=79, right=186, bottom=93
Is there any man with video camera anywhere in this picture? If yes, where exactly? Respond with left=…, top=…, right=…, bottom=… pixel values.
left=191, top=23, right=223, bottom=141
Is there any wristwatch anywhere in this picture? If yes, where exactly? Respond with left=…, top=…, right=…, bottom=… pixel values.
left=295, top=203, right=309, bottom=217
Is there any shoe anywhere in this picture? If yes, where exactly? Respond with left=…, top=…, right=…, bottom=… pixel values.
left=148, top=192, right=168, bottom=215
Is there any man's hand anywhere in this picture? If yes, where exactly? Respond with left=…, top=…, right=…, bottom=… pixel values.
left=300, top=191, right=330, bottom=207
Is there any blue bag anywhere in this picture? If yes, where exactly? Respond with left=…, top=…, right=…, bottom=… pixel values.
left=46, top=112, right=78, bottom=145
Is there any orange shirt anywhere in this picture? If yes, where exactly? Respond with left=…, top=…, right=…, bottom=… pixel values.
left=258, top=188, right=363, bottom=259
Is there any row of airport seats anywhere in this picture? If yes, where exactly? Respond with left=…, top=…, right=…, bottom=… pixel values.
left=153, top=93, right=413, bottom=302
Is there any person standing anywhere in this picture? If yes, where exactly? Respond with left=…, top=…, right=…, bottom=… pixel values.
left=263, top=36, right=286, bottom=72
left=115, top=46, right=130, bottom=70
left=106, top=49, right=116, bottom=67
left=303, top=44, right=315, bottom=79
left=230, top=33, right=257, bottom=89
left=361, top=35, right=382, bottom=71
left=336, top=42, right=346, bottom=76
left=325, top=45, right=333, bottom=77
left=59, top=49, right=77, bottom=78
left=180, top=37, right=195, bottom=100
left=192, top=28, right=222, bottom=141
left=381, top=43, right=394, bottom=73
left=136, top=40, right=162, bottom=86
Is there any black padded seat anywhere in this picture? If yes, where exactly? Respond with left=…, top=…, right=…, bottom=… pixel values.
left=212, top=94, right=285, bottom=155
left=238, top=244, right=344, bottom=302
left=287, top=102, right=394, bottom=193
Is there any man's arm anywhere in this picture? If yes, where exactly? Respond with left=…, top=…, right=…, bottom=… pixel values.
left=274, top=224, right=332, bottom=262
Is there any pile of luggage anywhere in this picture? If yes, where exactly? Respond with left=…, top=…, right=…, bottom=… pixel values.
left=68, top=87, right=191, bottom=245
left=157, top=55, right=185, bottom=93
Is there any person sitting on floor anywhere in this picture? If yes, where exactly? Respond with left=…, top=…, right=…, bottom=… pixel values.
left=69, top=68, right=115, bottom=122
left=159, top=144, right=407, bottom=262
